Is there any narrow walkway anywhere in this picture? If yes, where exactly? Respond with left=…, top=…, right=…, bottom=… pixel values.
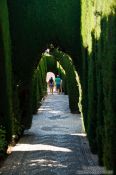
left=0, top=94, right=102, bottom=175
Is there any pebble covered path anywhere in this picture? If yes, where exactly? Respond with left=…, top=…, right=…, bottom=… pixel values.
left=0, top=94, right=105, bottom=175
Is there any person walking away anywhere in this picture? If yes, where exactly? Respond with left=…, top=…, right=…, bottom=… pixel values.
left=55, top=75, right=61, bottom=94
left=48, top=77, right=54, bottom=94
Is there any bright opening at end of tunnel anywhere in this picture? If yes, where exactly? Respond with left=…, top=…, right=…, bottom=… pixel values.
left=46, top=72, right=55, bottom=82
left=46, top=72, right=56, bottom=93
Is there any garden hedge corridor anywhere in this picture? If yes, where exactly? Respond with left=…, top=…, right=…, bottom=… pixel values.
left=0, top=0, right=116, bottom=174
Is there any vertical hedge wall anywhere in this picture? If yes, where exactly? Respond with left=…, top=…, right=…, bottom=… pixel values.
left=81, top=0, right=116, bottom=173
left=102, top=13, right=116, bottom=173
left=32, top=55, right=47, bottom=114
left=57, top=62, right=67, bottom=94
left=0, top=0, right=13, bottom=143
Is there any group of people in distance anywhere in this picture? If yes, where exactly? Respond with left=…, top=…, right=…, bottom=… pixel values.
left=48, top=75, right=62, bottom=95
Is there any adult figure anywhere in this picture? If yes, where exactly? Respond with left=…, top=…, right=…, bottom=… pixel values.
left=55, top=75, right=61, bottom=94
left=48, top=77, right=54, bottom=94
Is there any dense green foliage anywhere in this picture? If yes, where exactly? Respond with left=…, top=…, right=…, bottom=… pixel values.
left=57, top=63, right=68, bottom=94
left=46, top=55, right=57, bottom=74
left=81, top=0, right=116, bottom=172
left=32, top=55, right=47, bottom=114
left=51, top=49, right=80, bottom=113
left=0, top=0, right=13, bottom=143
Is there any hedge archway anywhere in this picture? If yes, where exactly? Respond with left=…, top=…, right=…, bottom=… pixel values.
left=32, top=47, right=82, bottom=116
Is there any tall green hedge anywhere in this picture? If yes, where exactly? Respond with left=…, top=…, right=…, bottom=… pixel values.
left=102, top=14, right=116, bottom=173
left=51, top=49, right=81, bottom=113
left=0, top=0, right=13, bottom=143
left=46, top=55, right=57, bottom=74
left=32, top=55, right=47, bottom=114
left=81, top=0, right=116, bottom=173
left=57, top=63, right=67, bottom=94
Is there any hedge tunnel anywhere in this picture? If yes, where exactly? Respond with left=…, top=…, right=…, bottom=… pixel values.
left=0, top=0, right=116, bottom=174
left=32, top=47, right=81, bottom=114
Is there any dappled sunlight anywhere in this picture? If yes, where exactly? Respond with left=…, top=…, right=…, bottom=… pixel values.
left=48, top=110, right=63, bottom=114
left=30, top=159, right=67, bottom=168
left=13, top=144, right=72, bottom=152
left=57, top=62, right=66, bottom=75
left=38, top=106, right=52, bottom=111
left=38, top=107, right=63, bottom=114
left=70, top=133, right=86, bottom=137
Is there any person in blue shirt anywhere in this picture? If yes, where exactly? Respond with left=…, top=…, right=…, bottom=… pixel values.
left=55, top=75, right=62, bottom=94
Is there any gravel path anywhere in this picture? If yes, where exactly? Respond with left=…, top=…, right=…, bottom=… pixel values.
left=0, top=94, right=107, bottom=175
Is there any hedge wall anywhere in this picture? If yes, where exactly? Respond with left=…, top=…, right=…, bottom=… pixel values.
left=32, top=55, right=47, bottom=114
left=0, top=0, right=13, bottom=143
left=51, top=48, right=81, bottom=113
left=57, top=62, right=67, bottom=94
left=102, top=14, right=116, bottom=173
left=81, top=0, right=116, bottom=173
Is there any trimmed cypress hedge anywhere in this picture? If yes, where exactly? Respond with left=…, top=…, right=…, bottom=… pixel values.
left=45, top=54, right=57, bottom=74
left=57, top=63, right=67, bottom=94
left=0, top=0, right=13, bottom=143
left=102, top=14, right=116, bottom=173
left=51, top=48, right=81, bottom=113
left=81, top=0, right=116, bottom=173
left=32, top=55, right=48, bottom=114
